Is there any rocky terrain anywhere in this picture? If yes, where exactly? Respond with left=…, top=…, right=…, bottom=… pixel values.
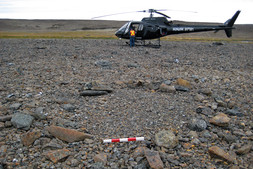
left=0, top=39, right=252, bottom=168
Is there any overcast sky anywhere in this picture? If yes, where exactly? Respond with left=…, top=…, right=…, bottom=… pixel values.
left=0, top=0, right=252, bottom=24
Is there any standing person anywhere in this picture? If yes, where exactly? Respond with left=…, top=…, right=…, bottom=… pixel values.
left=129, top=27, right=136, bottom=47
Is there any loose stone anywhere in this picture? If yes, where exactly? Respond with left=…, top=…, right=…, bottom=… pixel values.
left=21, top=130, right=41, bottom=146
left=44, top=149, right=71, bottom=163
left=46, top=125, right=93, bottom=143
left=208, top=146, right=235, bottom=163
left=155, top=130, right=178, bottom=148
left=209, top=113, right=230, bottom=127
left=11, top=113, right=34, bottom=130
left=145, top=149, right=164, bottom=169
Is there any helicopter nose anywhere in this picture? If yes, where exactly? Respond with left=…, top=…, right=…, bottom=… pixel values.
left=115, top=30, right=123, bottom=38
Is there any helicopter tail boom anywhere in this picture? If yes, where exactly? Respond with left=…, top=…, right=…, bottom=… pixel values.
left=223, top=10, right=241, bottom=37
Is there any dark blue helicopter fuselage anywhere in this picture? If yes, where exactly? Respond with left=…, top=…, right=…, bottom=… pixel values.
left=115, top=11, right=240, bottom=40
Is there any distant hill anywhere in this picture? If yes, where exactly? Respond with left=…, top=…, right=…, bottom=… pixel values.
left=0, top=19, right=126, bottom=32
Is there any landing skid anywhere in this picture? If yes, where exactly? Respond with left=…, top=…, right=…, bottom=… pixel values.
left=124, top=38, right=161, bottom=48
left=142, top=38, right=161, bottom=48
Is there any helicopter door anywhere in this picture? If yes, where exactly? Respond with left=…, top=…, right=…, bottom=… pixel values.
left=136, top=24, right=144, bottom=39
left=131, top=23, right=144, bottom=39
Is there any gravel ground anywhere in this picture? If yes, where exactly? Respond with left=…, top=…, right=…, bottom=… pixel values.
left=0, top=39, right=252, bottom=168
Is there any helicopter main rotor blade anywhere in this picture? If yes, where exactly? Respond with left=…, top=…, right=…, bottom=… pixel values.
left=91, top=8, right=197, bottom=20
left=164, top=9, right=197, bottom=13
left=91, top=11, right=138, bottom=19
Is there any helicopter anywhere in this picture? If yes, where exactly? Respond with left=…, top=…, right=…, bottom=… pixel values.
left=93, top=9, right=241, bottom=46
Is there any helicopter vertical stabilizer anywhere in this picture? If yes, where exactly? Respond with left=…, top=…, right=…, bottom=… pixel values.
left=224, top=10, right=241, bottom=37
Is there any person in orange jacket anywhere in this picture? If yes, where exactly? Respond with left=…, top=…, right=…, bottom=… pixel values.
left=129, top=27, right=136, bottom=47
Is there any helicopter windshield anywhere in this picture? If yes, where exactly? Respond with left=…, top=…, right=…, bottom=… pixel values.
left=115, top=22, right=132, bottom=38
left=115, top=21, right=145, bottom=39
left=118, top=22, right=131, bottom=34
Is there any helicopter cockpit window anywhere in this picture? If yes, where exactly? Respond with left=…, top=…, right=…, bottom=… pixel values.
left=138, top=24, right=144, bottom=31
left=117, top=22, right=131, bottom=34
left=130, top=23, right=144, bottom=33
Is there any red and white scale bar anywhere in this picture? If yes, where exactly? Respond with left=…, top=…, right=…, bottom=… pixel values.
left=103, top=137, right=144, bottom=143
